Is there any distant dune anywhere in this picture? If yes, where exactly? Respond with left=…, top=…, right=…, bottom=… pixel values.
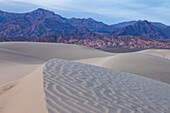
left=139, top=49, right=170, bottom=60
left=76, top=51, right=170, bottom=84
left=0, top=42, right=112, bottom=61
left=0, top=42, right=170, bottom=113
left=101, top=48, right=170, bottom=60
left=0, top=48, right=44, bottom=85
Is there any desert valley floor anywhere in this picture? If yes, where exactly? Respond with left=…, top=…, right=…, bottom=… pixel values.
left=0, top=42, right=170, bottom=113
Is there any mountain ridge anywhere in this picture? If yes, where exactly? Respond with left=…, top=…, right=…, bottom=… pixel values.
left=0, top=8, right=170, bottom=39
left=111, top=20, right=169, bottom=39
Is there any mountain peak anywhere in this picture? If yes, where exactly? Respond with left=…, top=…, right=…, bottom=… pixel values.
left=87, top=18, right=95, bottom=21
left=31, top=8, right=55, bottom=15
left=34, top=8, right=48, bottom=12
left=112, top=19, right=168, bottom=39
left=142, top=20, right=149, bottom=23
left=136, top=20, right=149, bottom=24
left=134, top=20, right=152, bottom=26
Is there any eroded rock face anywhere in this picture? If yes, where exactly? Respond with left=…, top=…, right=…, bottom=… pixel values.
left=1, top=35, right=169, bottom=49
left=31, top=35, right=170, bottom=49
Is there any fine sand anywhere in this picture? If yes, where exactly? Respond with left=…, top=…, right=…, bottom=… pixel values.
left=0, top=42, right=113, bottom=61
left=76, top=52, right=170, bottom=84
left=138, top=49, right=170, bottom=60
left=0, top=65, right=48, bottom=113
left=44, top=59, right=170, bottom=113
left=0, top=48, right=45, bottom=85
left=0, top=42, right=170, bottom=113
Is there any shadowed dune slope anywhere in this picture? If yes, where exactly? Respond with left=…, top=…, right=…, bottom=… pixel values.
left=0, top=48, right=44, bottom=64
left=43, top=59, right=170, bottom=113
left=76, top=53, right=170, bottom=84
left=0, top=48, right=45, bottom=85
left=0, top=42, right=113, bottom=61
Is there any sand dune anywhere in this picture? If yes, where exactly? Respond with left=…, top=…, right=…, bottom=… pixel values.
left=138, top=49, right=170, bottom=60
left=0, top=65, right=48, bottom=113
left=0, top=48, right=45, bottom=85
left=0, top=42, right=170, bottom=113
left=0, top=42, right=113, bottom=61
left=0, top=45, right=47, bottom=113
left=43, top=59, right=170, bottom=113
left=76, top=52, right=170, bottom=84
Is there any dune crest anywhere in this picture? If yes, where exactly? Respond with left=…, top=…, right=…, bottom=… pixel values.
left=0, top=42, right=113, bottom=61
left=0, top=65, right=48, bottom=113
left=138, top=49, right=170, bottom=60
left=0, top=48, right=45, bottom=85
left=76, top=52, right=170, bottom=84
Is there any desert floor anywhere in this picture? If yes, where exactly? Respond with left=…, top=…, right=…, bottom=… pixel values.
left=0, top=42, right=170, bottom=113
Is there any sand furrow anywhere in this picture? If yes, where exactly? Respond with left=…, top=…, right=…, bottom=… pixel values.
left=43, top=59, right=170, bottom=113
left=44, top=70, right=105, bottom=113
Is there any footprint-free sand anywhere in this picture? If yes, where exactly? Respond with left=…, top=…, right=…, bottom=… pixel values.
left=0, top=42, right=170, bottom=113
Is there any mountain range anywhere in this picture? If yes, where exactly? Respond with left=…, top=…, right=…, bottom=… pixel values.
left=0, top=8, right=170, bottom=48
left=111, top=20, right=169, bottom=39
left=0, top=8, right=170, bottom=39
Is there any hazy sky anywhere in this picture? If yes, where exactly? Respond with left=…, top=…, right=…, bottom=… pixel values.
left=0, top=0, right=169, bottom=25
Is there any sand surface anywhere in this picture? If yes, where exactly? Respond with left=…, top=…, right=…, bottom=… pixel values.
left=0, top=48, right=45, bottom=85
left=0, top=42, right=113, bottom=60
left=138, top=49, right=170, bottom=60
left=44, top=59, right=170, bottom=113
left=0, top=65, right=48, bottom=113
left=76, top=52, right=170, bottom=84
left=0, top=42, right=170, bottom=113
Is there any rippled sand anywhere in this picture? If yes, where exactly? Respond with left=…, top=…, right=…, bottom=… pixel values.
left=43, top=59, right=170, bottom=113
left=0, top=42, right=170, bottom=113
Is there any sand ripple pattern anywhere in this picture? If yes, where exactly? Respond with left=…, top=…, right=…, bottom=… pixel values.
left=43, top=59, right=170, bottom=113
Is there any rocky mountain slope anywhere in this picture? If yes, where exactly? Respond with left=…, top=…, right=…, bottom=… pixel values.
left=112, top=20, right=170, bottom=39
left=0, top=8, right=170, bottom=39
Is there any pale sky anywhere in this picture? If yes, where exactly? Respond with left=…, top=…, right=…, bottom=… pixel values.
left=0, top=0, right=169, bottom=25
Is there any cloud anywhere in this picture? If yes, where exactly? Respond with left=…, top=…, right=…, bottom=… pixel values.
left=0, top=1, right=40, bottom=12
